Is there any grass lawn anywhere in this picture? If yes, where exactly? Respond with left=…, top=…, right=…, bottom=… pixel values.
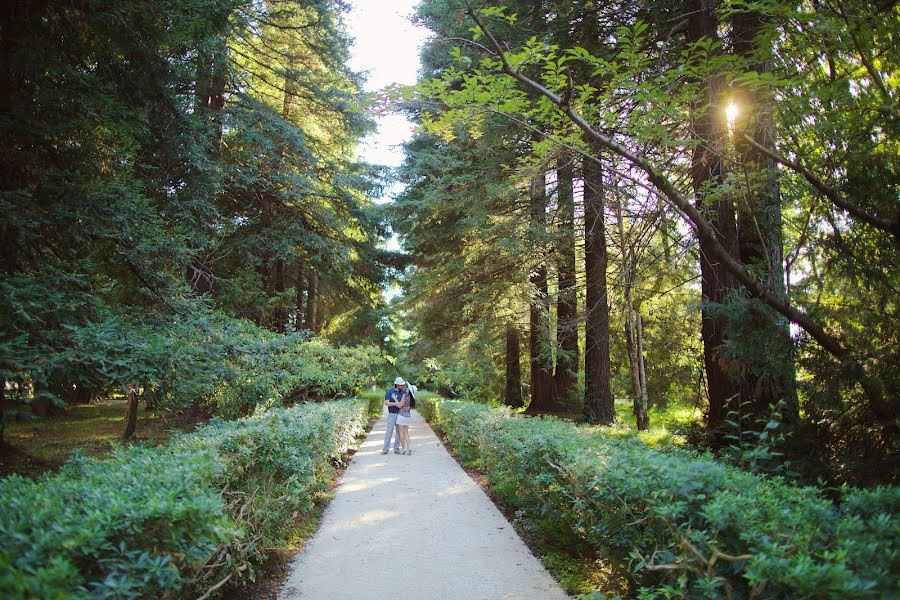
left=1, top=400, right=206, bottom=479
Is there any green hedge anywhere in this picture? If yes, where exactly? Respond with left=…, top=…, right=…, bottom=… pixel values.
left=418, top=398, right=899, bottom=599
left=0, top=396, right=382, bottom=599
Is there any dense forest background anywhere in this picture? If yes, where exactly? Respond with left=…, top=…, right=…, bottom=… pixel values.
left=0, top=0, right=897, bottom=597
left=393, top=0, right=898, bottom=487
left=0, top=0, right=400, bottom=438
left=1, top=0, right=896, bottom=485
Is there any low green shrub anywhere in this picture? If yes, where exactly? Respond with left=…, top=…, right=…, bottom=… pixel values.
left=0, top=398, right=377, bottom=599
left=212, top=336, right=384, bottom=418
left=1, top=300, right=385, bottom=422
left=420, top=397, right=899, bottom=599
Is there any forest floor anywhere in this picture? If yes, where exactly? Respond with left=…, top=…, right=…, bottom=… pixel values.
left=0, top=400, right=207, bottom=479
left=277, top=408, right=569, bottom=600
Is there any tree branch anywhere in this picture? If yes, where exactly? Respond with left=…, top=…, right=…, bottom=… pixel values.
left=741, top=133, right=899, bottom=243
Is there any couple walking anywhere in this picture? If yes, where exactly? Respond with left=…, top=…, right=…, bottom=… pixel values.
left=382, top=376, right=416, bottom=455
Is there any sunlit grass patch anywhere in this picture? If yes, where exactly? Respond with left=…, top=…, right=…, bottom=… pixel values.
left=601, top=399, right=701, bottom=447
left=2, top=401, right=202, bottom=478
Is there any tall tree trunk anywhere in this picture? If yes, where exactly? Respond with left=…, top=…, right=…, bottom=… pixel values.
left=636, top=313, right=650, bottom=430
left=618, top=197, right=648, bottom=430
left=187, top=43, right=226, bottom=295
left=554, top=154, right=579, bottom=407
left=305, top=269, right=318, bottom=333
left=273, top=258, right=286, bottom=332
left=295, top=264, right=306, bottom=331
left=505, top=322, right=524, bottom=408
left=122, top=387, right=139, bottom=440
left=687, top=0, right=742, bottom=433
left=582, top=147, right=615, bottom=424
left=527, top=169, right=555, bottom=413
left=732, top=8, right=797, bottom=424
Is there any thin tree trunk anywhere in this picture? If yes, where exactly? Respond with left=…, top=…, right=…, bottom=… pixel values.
left=554, top=153, right=579, bottom=407
left=505, top=322, right=524, bottom=408
left=618, top=198, right=647, bottom=430
left=582, top=144, right=614, bottom=424
left=0, top=379, right=6, bottom=449
left=527, top=168, right=555, bottom=413
left=625, top=318, right=642, bottom=421
left=305, top=269, right=318, bottom=333
left=636, top=313, right=650, bottom=430
left=122, top=387, right=139, bottom=440
left=273, top=258, right=286, bottom=332
left=295, top=264, right=306, bottom=331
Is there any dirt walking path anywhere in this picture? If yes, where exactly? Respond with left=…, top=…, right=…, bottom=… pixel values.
left=279, top=408, right=569, bottom=600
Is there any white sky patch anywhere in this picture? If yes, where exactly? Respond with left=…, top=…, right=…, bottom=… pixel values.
left=346, top=0, right=429, bottom=260
left=347, top=0, right=429, bottom=172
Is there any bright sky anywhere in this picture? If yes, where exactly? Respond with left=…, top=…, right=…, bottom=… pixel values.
left=346, top=0, right=429, bottom=296
left=346, top=0, right=430, bottom=172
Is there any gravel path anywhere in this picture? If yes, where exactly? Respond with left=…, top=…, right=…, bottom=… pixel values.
left=279, top=408, right=569, bottom=600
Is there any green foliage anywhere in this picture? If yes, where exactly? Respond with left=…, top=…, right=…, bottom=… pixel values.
left=0, top=0, right=390, bottom=437
left=0, top=399, right=373, bottom=599
left=212, top=335, right=385, bottom=419
left=406, top=0, right=900, bottom=485
left=420, top=397, right=899, bottom=598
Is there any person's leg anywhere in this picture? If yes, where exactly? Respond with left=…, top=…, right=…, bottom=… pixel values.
left=383, top=412, right=398, bottom=452
left=399, top=425, right=408, bottom=452
left=394, top=422, right=401, bottom=451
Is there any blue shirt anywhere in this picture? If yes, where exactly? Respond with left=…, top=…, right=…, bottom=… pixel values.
left=384, top=387, right=402, bottom=413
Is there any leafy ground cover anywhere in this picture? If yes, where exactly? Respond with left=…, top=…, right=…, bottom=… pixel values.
left=419, top=397, right=898, bottom=599
left=0, top=396, right=382, bottom=599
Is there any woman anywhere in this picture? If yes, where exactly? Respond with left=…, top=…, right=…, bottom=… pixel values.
left=395, top=384, right=416, bottom=455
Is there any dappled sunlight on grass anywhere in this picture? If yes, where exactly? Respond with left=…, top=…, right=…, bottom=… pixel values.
left=2, top=400, right=205, bottom=478
left=598, top=399, right=702, bottom=447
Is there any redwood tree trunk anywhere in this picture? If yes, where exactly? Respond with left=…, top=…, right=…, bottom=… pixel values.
left=505, top=322, right=524, bottom=408
left=732, top=8, right=797, bottom=424
left=527, top=169, right=555, bottom=413
left=687, top=0, right=742, bottom=432
left=554, top=155, right=579, bottom=407
left=582, top=147, right=615, bottom=424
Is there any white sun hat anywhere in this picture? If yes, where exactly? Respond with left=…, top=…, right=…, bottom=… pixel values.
left=407, top=384, right=417, bottom=397
left=393, top=377, right=405, bottom=386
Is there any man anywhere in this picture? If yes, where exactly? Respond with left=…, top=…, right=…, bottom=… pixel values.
left=382, top=376, right=404, bottom=455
